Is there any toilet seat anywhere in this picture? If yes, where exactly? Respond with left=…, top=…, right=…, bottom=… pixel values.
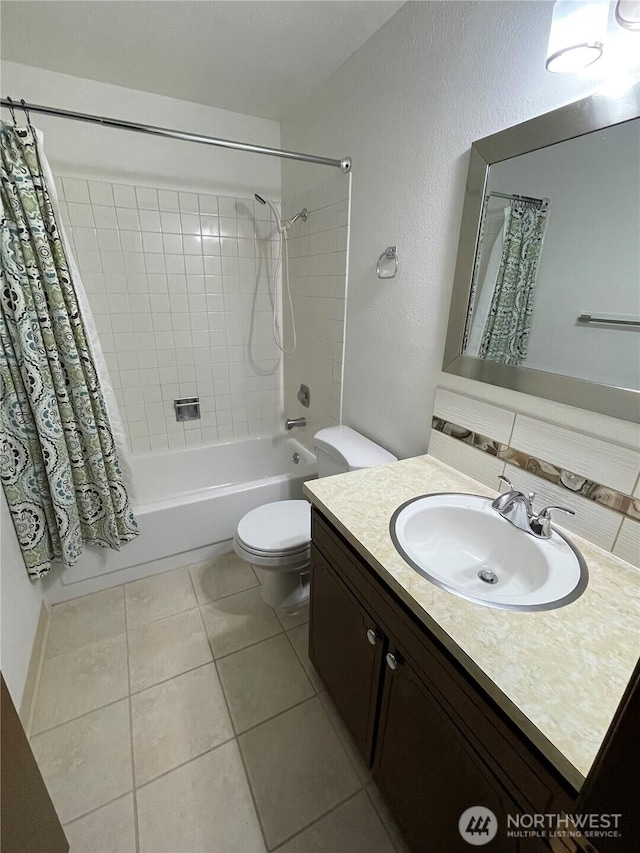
left=235, top=500, right=311, bottom=555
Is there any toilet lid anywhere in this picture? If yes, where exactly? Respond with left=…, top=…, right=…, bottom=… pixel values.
left=236, top=500, right=311, bottom=554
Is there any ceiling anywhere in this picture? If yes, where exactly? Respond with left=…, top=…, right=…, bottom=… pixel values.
left=0, top=1, right=405, bottom=120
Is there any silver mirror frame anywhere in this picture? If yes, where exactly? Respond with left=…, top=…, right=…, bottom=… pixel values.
left=443, top=84, right=640, bottom=424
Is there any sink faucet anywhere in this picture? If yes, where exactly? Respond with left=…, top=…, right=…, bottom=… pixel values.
left=491, top=475, right=575, bottom=538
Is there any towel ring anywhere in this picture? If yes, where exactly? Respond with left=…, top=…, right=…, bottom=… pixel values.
left=376, top=246, right=399, bottom=279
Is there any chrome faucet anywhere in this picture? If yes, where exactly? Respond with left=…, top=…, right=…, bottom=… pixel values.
left=491, top=475, right=575, bottom=538
left=286, top=417, right=306, bottom=430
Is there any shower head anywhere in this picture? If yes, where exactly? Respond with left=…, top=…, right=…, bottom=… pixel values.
left=254, top=192, right=282, bottom=232
left=254, top=192, right=308, bottom=233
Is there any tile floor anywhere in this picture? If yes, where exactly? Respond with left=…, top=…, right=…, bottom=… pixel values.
left=30, top=554, right=408, bottom=853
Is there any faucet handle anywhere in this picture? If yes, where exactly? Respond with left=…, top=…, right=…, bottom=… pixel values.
left=531, top=504, right=576, bottom=538
left=538, top=505, right=575, bottom=519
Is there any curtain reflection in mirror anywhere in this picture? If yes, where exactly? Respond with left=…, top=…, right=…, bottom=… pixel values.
left=465, top=196, right=549, bottom=366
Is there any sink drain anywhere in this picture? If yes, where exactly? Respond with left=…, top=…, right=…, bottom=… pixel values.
left=478, top=569, right=498, bottom=584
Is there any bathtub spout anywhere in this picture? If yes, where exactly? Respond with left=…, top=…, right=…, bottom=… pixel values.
left=286, top=417, right=306, bottom=430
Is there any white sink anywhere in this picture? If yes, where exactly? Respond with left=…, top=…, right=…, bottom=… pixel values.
left=390, top=493, right=588, bottom=612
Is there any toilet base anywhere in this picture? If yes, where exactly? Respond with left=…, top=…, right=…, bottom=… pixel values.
left=254, top=565, right=310, bottom=611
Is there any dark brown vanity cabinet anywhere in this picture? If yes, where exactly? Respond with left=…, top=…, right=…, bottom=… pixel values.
left=309, top=509, right=572, bottom=852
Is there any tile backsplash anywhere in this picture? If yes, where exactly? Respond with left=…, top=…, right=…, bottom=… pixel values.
left=56, top=177, right=283, bottom=453
left=429, top=387, right=640, bottom=568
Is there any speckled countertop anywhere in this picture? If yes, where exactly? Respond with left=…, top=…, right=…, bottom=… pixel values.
left=304, top=455, right=640, bottom=791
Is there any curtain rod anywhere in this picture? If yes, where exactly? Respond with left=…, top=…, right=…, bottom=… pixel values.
left=487, top=190, right=549, bottom=210
left=1, top=98, right=352, bottom=173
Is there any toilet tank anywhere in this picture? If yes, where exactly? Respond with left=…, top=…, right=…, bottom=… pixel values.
left=313, top=425, right=397, bottom=478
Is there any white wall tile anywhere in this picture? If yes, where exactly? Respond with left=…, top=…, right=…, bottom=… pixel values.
left=428, top=431, right=505, bottom=490
left=93, top=205, right=118, bottom=229
left=613, top=519, right=640, bottom=568
left=116, top=208, right=140, bottom=231
left=433, top=388, right=515, bottom=445
left=63, top=177, right=90, bottom=203
left=62, top=176, right=283, bottom=453
left=88, top=181, right=114, bottom=207
left=503, top=464, right=621, bottom=551
left=511, top=416, right=639, bottom=495
left=68, top=203, right=95, bottom=227
left=113, top=184, right=137, bottom=208
left=135, top=187, right=158, bottom=210
left=139, top=210, right=162, bottom=232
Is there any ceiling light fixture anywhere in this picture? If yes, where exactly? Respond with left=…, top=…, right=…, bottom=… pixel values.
left=615, top=0, right=640, bottom=30
left=546, top=0, right=609, bottom=72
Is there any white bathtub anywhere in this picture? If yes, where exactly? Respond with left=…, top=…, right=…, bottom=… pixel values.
left=44, top=435, right=317, bottom=603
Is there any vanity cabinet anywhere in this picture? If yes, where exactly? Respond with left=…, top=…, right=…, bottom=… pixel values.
left=309, top=509, right=574, bottom=852
left=309, top=543, right=384, bottom=763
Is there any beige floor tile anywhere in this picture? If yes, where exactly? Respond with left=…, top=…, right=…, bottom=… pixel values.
left=132, top=663, right=234, bottom=785
left=125, top=567, right=197, bottom=627
left=30, top=700, right=132, bottom=824
left=276, top=790, right=395, bottom=853
left=128, top=608, right=212, bottom=692
left=64, top=794, right=136, bottom=853
left=189, top=552, right=259, bottom=605
left=217, top=634, right=314, bottom=733
left=200, top=586, right=282, bottom=659
left=276, top=603, right=309, bottom=631
left=239, top=697, right=360, bottom=848
left=32, top=635, right=128, bottom=734
left=137, top=740, right=265, bottom=853
left=318, top=691, right=372, bottom=785
left=287, top=624, right=324, bottom=692
left=366, top=782, right=412, bottom=853
left=47, top=587, right=125, bottom=658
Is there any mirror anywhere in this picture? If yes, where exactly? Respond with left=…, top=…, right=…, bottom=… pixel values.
left=443, top=85, right=640, bottom=423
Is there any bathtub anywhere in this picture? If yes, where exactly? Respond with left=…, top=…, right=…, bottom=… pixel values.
left=43, top=435, right=317, bottom=603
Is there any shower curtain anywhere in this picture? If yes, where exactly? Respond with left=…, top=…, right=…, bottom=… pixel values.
left=0, top=121, right=137, bottom=578
left=478, top=197, right=548, bottom=365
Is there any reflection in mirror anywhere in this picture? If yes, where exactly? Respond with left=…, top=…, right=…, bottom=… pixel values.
left=462, top=117, right=640, bottom=392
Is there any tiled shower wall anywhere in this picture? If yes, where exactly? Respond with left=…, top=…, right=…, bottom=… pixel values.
left=282, top=174, right=350, bottom=450
left=56, top=177, right=283, bottom=452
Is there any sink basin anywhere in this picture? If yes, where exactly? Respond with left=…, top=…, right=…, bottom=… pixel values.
left=390, top=493, right=588, bottom=612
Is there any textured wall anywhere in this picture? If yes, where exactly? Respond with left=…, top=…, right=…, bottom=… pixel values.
left=280, top=1, right=624, bottom=459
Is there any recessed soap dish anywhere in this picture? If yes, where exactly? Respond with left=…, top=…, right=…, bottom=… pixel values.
left=174, top=397, right=200, bottom=421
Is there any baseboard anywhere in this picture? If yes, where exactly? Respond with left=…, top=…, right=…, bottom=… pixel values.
left=19, top=600, right=50, bottom=737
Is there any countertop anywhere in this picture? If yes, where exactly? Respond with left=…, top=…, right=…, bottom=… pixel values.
left=303, top=455, right=640, bottom=790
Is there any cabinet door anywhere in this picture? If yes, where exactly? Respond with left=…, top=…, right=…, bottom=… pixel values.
left=373, top=649, right=521, bottom=853
left=309, top=545, right=385, bottom=764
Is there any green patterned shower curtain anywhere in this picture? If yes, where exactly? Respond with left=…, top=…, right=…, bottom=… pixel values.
left=0, top=122, right=137, bottom=578
left=479, top=197, right=548, bottom=365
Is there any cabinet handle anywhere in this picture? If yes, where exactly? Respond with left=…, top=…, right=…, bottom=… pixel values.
left=386, top=652, right=400, bottom=670
left=366, top=628, right=379, bottom=646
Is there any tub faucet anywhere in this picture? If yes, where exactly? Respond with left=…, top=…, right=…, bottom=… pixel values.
left=286, top=417, right=306, bottom=430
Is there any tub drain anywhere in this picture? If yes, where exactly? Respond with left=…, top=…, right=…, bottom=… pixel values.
left=478, top=569, right=498, bottom=584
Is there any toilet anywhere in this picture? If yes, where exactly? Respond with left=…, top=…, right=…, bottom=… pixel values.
left=233, top=426, right=397, bottom=611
